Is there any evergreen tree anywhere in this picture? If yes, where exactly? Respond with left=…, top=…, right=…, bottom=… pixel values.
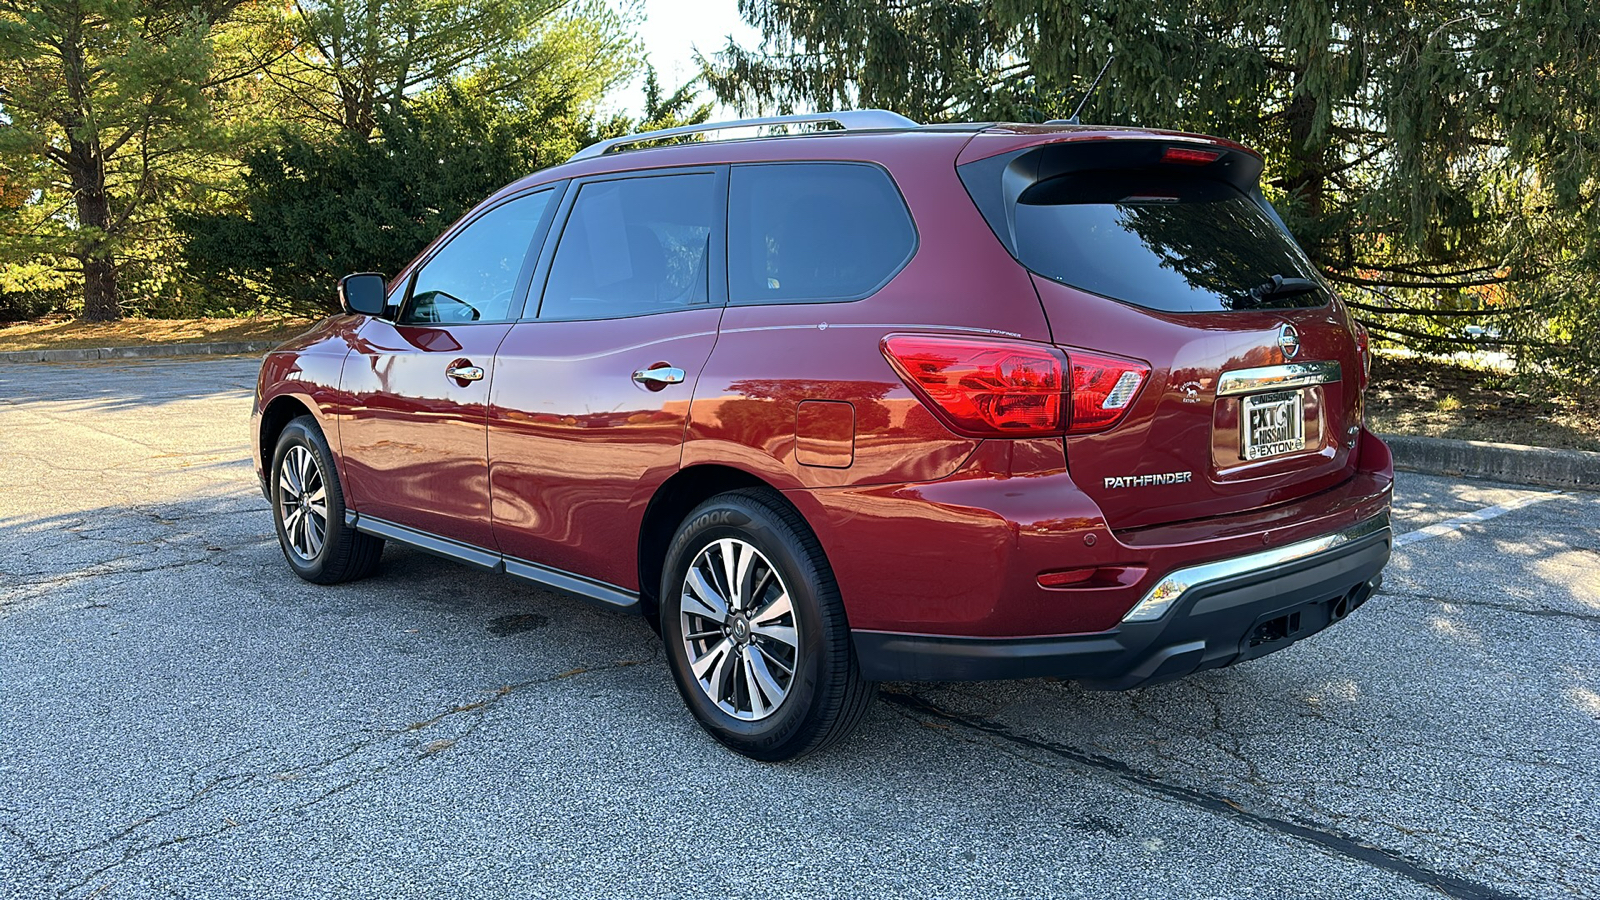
left=180, top=88, right=561, bottom=312
left=637, top=62, right=715, bottom=132
left=182, top=61, right=696, bottom=314
left=706, top=1, right=1600, bottom=369
left=267, top=0, right=639, bottom=137
left=0, top=0, right=253, bottom=320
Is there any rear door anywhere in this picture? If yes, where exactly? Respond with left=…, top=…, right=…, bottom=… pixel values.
left=341, top=187, right=558, bottom=548
left=959, top=138, right=1366, bottom=530
left=488, top=167, right=725, bottom=591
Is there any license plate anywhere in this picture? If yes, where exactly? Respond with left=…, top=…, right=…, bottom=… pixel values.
left=1241, top=390, right=1306, bottom=460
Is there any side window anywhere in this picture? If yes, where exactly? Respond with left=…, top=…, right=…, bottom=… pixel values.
left=728, top=163, right=915, bottom=304
left=403, top=190, right=552, bottom=325
left=539, top=173, right=715, bottom=320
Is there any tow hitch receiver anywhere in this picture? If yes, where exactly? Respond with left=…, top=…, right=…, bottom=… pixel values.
left=1249, top=611, right=1303, bottom=647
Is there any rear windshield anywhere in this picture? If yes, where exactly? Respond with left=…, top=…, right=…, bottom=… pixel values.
left=1012, top=172, right=1327, bottom=313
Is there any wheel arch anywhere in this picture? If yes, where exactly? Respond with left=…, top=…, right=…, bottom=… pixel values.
left=637, top=464, right=820, bottom=627
left=258, top=394, right=321, bottom=469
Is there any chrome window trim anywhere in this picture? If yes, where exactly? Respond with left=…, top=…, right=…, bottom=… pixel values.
left=1121, top=512, right=1391, bottom=623
left=1216, top=360, right=1341, bottom=397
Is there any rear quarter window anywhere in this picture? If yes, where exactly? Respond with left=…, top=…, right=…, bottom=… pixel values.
left=728, top=163, right=915, bottom=304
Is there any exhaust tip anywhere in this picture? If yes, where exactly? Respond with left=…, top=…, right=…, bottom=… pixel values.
left=1331, top=583, right=1374, bottom=622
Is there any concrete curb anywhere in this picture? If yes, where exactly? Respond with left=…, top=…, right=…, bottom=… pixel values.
left=1382, top=433, right=1600, bottom=491
left=0, top=340, right=278, bottom=364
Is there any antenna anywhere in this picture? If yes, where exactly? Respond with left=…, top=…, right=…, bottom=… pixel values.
left=1064, top=54, right=1115, bottom=125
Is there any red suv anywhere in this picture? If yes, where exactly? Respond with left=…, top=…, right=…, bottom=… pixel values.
left=252, top=111, right=1394, bottom=760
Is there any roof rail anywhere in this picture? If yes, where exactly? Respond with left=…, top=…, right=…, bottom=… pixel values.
left=568, top=109, right=920, bottom=162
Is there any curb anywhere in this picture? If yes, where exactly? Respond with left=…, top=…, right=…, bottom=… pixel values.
left=0, top=340, right=279, bottom=364
left=1382, top=433, right=1600, bottom=491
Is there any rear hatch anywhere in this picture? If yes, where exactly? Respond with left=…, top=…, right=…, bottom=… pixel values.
left=958, top=130, right=1366, bottom=531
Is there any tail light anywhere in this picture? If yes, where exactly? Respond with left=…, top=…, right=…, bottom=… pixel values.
left=1354, top=323, right=1372, bottom=388
left=880, top=335, right=1148, bottom=438
left=881, top=335, right=1065, bottom=437
left=1066, top=350, right=1150, bottom=432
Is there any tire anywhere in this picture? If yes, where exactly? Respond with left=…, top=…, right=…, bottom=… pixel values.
left=660, top=489, right=875, bottom=760
left=270, top=416, right=384, bottom=584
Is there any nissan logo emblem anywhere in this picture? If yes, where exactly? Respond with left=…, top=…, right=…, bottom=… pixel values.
left=1277, top=323, right=1301, bottom=359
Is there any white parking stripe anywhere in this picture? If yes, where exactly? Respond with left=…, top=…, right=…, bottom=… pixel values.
left=1394, top=491, right=1564, bottom=547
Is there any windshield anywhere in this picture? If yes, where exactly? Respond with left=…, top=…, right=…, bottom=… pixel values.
left=1012, top=172, right=1328, bottom=313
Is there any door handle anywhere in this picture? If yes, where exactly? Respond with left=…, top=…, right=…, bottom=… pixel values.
left=632, top=366, right=686, bottom=386
left=446, top=364, right=485, bottom=382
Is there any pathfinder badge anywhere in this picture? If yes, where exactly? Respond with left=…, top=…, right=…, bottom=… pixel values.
left=1104, top=471, right=1194, bottom=489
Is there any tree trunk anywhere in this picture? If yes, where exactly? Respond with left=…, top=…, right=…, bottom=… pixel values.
left=1283, top=83, right=1326, bottom=266
left=1280, top=64, right=1331, bottom=265
left=68, top=140, right=120, bottom=322
left=80, top=255, right=119, bottom=322
left=60, top=11, right=121, bottom=322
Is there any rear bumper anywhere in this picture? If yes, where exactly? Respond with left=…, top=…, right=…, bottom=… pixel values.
left=852, top=511, right=1391, bottom=687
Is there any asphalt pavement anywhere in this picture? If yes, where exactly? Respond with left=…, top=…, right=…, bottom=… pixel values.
left=2, top=357, right=1596, bottom=900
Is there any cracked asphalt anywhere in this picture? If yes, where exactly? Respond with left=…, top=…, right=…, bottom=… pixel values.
left=2, top=356, right=1596, bottom=900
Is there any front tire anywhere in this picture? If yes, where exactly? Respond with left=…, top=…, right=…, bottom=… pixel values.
left=660, top=489, right=874, bottom=760
left=270, top=416, right=383, bottom=584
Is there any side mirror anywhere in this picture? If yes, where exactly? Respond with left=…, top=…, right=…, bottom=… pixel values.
left=338, top=272, right=389, bottom=317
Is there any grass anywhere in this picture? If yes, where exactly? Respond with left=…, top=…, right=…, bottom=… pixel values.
left=1366, top=353, right=1600, bottom=452
left=0, top=314, right=317, bottom=352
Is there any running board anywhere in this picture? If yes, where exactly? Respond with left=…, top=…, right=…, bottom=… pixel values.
left=345, top=511, right=640, bottom=614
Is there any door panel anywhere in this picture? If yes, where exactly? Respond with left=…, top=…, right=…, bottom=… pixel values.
left=488, top=311, right=721, bottom=588
left=488, top=168, right=725, bottom=589
left=339, top=188, right=557, bottom=547
left=342, top=321, right=511, bottom=547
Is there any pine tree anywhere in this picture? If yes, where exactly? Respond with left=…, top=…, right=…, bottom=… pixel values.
left=0, top=0, right=249, bottom=320
left=268, top=0, right=639, bottom=137
left=706, top=1, right=1600, bottom=367
left=181, top=89, right=552, bottom=312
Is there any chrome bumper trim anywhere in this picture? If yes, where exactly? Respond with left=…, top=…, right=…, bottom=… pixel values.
left=1216, top=360, right=1341, bottom=397
left=1122, top=512, right=1392, bottom=623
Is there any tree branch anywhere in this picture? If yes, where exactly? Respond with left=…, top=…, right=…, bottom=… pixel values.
left=1360, top=319, right=1550, bottom=348
left=1323, top=268, right=1512, bottom=290
left=1345, top=298, right=1536, bottom=317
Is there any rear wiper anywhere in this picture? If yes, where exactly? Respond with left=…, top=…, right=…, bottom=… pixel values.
left=1252, top=274, right=1320, bottom=298
left=1234, top=274, right=1322, bottom=308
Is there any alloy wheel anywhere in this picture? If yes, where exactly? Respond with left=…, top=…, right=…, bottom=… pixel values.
left=679, top=538, right=801, bottom=721
left=277, top=445, right=328, bottom=561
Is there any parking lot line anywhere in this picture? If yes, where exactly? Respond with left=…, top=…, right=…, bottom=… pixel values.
left=1394, top=490, right=1564, bottom=548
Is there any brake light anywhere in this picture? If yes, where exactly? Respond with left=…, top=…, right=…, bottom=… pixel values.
left=881, top=336, right=1150, bottom=438
left=881, top=335, right=1066, bottom=437
left=1162, top=147, right=1222, bottom=166
left=1066, top=350, right=1150, bottom=433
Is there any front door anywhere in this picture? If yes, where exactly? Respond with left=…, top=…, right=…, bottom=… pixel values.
left=489, top=169, right=725, bottom=590
left=341, top=187, right=558, bottom=548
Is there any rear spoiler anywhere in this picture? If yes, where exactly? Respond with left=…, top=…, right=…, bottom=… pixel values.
left=957, top=136, right=1273, bottom=258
